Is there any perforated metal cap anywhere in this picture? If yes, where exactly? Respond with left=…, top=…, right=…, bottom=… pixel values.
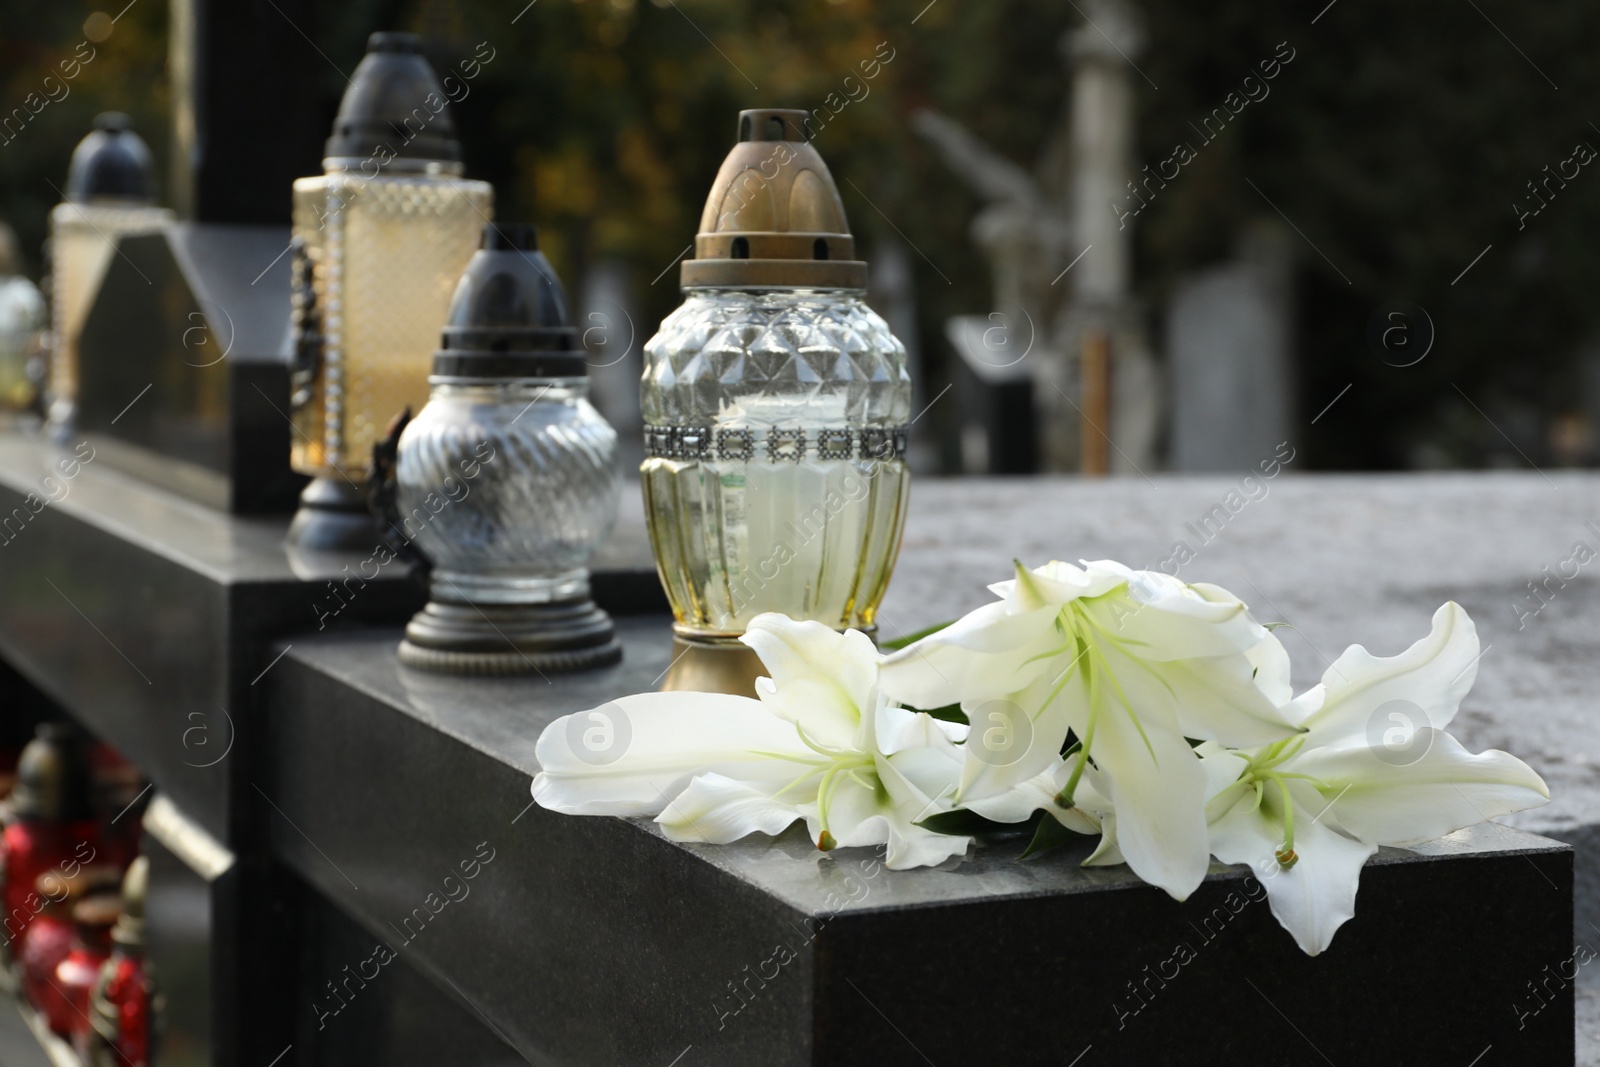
left=681, top=109, right=867, bottom=290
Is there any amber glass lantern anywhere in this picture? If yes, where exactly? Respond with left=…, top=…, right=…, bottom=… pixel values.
left=287, top=32, right=493, bottom=548
left=46, top=114, right=172, bottom=437
left=641, top=109, right=912, bottom=677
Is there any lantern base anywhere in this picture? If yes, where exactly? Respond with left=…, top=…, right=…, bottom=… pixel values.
left=43, top=400, right=74, bottom=445
left=286, top=476, right=382, bottom=551
left=658, top=635, right=767, bottom=697
left=398, top=596, right=621, bottom=676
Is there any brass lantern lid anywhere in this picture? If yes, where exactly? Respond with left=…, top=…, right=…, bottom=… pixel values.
left=681, top=109, right=867, bottom=290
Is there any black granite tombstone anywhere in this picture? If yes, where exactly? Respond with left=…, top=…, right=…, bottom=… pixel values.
left=75, top=223, right=303, bottom=513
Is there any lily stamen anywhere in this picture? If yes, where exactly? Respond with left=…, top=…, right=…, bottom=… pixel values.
left=1274, top=776, right=1297, bottom=868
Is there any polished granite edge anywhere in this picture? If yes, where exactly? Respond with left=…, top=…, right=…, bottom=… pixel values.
left=274, top=626, right=1570, bottom=918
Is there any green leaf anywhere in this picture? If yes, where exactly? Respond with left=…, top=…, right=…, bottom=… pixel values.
left=917, top=703, right=968, bottom=725
left=1262, top=622, right=1295, bottom=632
left=917, top=809, right=1039, bottom=838
left=879, top=619, right=956, bottom=651
left=1020, top=812, right=1080, bottom=860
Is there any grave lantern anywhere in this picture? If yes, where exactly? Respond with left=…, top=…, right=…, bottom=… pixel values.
left=288, top=32, right=492, bottom=547
left=46, top=114, right=172, bottom=436
left=395, top=224, right=620, bottom=674
left=641, top=109, right=913, bottom=661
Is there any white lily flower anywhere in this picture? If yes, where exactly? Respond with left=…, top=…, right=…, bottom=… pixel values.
left=879, top=559, right=1300, bottom=900
left=531, top=613, right=970, bottom=870
left=1203, top=602, right=1550, bottom=955
left=964, top=758, right=1126, bottom=867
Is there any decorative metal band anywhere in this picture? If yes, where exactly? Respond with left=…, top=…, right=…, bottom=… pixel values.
left=644, top=425, right=908, bottom=463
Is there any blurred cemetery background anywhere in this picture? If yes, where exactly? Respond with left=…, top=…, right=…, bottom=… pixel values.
left=3, top=0, right=1597, bottom=475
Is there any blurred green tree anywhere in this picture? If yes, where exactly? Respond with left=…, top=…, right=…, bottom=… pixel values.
left=1, top=0, right=1596, bottom=470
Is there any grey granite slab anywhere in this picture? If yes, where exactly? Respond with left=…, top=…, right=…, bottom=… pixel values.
left=882, top=472, right=1600, bottom=956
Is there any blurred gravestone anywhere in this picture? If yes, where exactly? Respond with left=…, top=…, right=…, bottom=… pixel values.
left=1168, top=225, right=1294, bottom=471
left=579, top=261, right=643, bottom=473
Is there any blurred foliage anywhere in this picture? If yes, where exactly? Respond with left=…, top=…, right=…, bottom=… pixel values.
left=1131, top=0, right=1600, bottom=469
left=0, top=0, right=169, bottom=275
left=0, top=0, right=1597, bottom=469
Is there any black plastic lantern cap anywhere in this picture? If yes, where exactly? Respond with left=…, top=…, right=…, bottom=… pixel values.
left=434, top=224, right=587, bottom=379
left=367, top=32, right=422, bottom=54
left=483, top=224, right=539, bottom=252
left=10, top=721, right=93, bottom=822
left=324, top=31, right=462, bottom=164
left=65, top=113, right=158, bottom=203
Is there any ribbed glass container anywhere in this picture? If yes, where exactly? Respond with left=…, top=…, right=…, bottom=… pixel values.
left=641, top=287, right=912, bottom=639
left=396, top=378, right=618, bottom=603
left=290, top=163, right=491, bottom=479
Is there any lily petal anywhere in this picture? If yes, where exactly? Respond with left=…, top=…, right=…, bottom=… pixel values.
left=1209, top=784, right=1377, bottom=956
left=742, top=614, right=879, bottom=750
left=1302, top=602, right=1479, bottom=745
left=1077, top=564, right=1267, bottom=661
left=532, top=692, right=815, bottom=816
left=987, top=559, right=1122, bottom=606
left=810, top=774, right=970, bottom=870
left=876, top=703, right=966, bottom=756
left=656, top=773, right=805, bottom=843
left=880, top=600, right=1063, bottom=711
left=1084, top=814, right=1124, bottom=866
left=1091, top=689, right=1211, bottom=901
left=1246, top=630, right=1294, bottom=707
left=1089, top=636, right=1300, bottom=749
left=1289, top=729, right=1550, bottom=846
left=963, top=761, right=1104, bottom=837
left=955, top=651, right=1087, bottom=803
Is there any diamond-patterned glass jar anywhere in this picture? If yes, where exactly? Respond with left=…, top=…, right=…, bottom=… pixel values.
left=642, top=287, right=911, bottom=639
left=642, top=111, right=913, bottom=643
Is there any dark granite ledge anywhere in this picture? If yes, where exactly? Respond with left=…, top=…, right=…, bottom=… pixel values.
left=0, top=431, right=660, bottom=845
left=262, top=624, right=1575, bottom=1065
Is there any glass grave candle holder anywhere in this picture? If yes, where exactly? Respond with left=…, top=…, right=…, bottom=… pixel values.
left=46, top=114, right=172, bottom=438
left=0, top=224, right=45, bottom=420
left=288, top=32, right=492, bottom=549
left=395, top=224, right=620, bottom=674
left=49, top=894, right=117, bottom=1039
left=641, top=109, right=912, bottom=679
left=1, top=723, right=101, bottom=958
left=82, top=858, right=156, bottom=1067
